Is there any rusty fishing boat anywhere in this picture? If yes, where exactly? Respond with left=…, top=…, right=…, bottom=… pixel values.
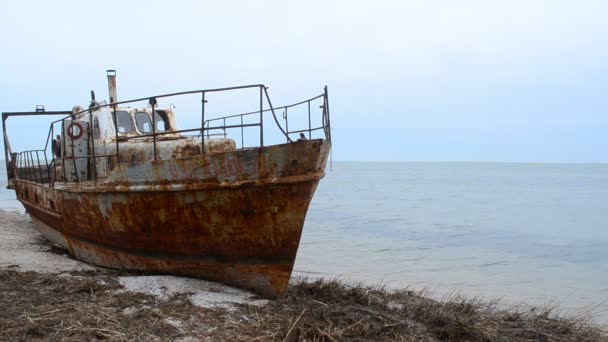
left=2, top=71, right=331, bottom=296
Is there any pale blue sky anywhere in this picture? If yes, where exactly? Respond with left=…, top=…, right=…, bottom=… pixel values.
left=1, top=0, right=607, bottom=162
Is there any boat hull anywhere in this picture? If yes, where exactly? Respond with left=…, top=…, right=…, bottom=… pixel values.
left=13, top=139, right=330, bottom=297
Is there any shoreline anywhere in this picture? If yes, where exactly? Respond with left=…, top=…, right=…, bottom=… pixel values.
left=0, top=210, right=606, bottom=340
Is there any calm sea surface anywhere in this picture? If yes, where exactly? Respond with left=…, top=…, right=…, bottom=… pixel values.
left=2, top=161, right=607, bottom=321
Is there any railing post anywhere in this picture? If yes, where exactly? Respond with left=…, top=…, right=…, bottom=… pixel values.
left=223, top=117, right=227, bottom=138
left=150, top=97, right=158, bottom=161
left=2, top=113, right=10, bottom=180
left=51, top=123, right=55, bottom=187
left=240, top=114, right=244, bottom=149
left=324, top=85, right=331, bottom=141
left=70, top=122, right=78, bottom=183
left=112, top=104, right=119, bottom=164
left=15, top=153, right=20, bottom=180
left=27, top=151, right=34, bottom=182
left=88, top=109, right=97, bottom=184
left=43, top=151, right=50, bottom=184
left=201, top=92, right=206, bottom=154
left=34, top=151, right=43, bottom=183
left=24, top=151, right=30, bottom=181
left=284, top=107, right=289, bottom=142
left=263, top=87, right=292, bottom=143
left=259, top=86, right=264, bottom=147
left=307, top=101, right=312, bottom=139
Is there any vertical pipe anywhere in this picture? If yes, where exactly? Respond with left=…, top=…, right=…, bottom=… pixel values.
left=284, top=107, right=289, bottom=142
left=107, top=70, right=118, bottom=103
left=201, top=92, right=206, bottom=154
left=324, top=86, right=331, bottom=141
left=112, top=104, right=119, bottom=164
left=51, top=123, right=55, bottom=187
left=61, top=121, right=67, bottom=183
left=70, top=122, right=78, bottom=183
left=2, top=114, right=10, bottom=179
left=324, top=85, right=332, bottom=172
left=150, top=98, right=157, bottom=161
left=88, top=109, right=97, bottom=184
left=307, top=101, right=312, bottom=139
left=259, top=86, right=263, bottom=147
left=240, top=115, right=244, bottom=149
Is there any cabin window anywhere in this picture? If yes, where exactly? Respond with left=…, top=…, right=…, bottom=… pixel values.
left=115, top=111, right=134, bottom=133
left=154, top=111, right=169, bottom=132
left=135, top=112, right=152, bottom=133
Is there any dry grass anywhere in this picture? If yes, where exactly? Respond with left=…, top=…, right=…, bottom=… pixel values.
left=241, top=278, right=607, bottom=341
left=0, top=270, right=606, bottom=341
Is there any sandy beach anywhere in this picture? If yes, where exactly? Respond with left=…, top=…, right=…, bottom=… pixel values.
left=0, top=209, right=606, bottom=341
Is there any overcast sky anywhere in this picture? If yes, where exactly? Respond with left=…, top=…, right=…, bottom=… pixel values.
left=1, top=0, right=607, bottom=162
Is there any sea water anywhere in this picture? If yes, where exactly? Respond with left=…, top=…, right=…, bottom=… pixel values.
left=294, top=162, right=608, bottom=322
left=2, top=161, right=607, bottom=321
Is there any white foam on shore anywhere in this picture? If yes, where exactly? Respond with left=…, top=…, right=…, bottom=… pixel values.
left=118, top=275, right=268, bottom=310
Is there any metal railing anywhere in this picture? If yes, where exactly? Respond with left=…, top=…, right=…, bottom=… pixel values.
left=13, top=150, right=53, bottom=184
left=3, top=84, right=331, bottom=187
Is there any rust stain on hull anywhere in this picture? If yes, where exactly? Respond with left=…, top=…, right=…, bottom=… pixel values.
left=14, top=139, right=330, bottom=297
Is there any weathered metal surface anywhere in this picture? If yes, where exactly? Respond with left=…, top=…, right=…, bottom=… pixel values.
left=4, top=76, right=332, bottom=297
left=13, top=139, right=330, bottom=296
left=63, top=119, right=89, bottom=182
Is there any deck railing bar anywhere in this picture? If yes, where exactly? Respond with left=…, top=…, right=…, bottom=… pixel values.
left=16, top=153, right=21, bottom=180
left=119, top=124, right=261, bottom=142
left=112, top=103, right=119, bottom=162
left=61, top=154, right=120, bottom=159
left=201, top=92, right=206, bottom=155
left=69, top=121, right=79, bottom=183
left=22, top=152, right=28, bottom=181
left=15, top=153, right=20, bottom=180
left=25, top=151, right=31, bottom=182
left=43, top=151, right=50, bottom=184
left=46, top=159, right=53, bottom=185
left=51, top=123, right=55, bottom=187
left=285, top=126, right=326, bottom=135
left=284, top=108, right=289, bottom=143
left=72, top=84, right=265, bottom=117
left=19, top=153, right=23, bottom=180
left=43, top=89, right=323, bottom=145
left=35, top=151, right=43, bottom=183
left=263, top=87, right=292, bottom=143
left=27, top=151, right=34, bottom=182
left=42, top=122, right=54, bottom=152
left=150, top=98, right=158, bottom=161
left=259, top=86, right=263, bottom=147
left=307, top=101, right=312, bottom=139
left=7, top=86, right=330, bottom=186
left=22, top=153, right=27, bottom=181
left=204, top=94, right=324, bottom=124
left=88, top=108, right=97, bottom=185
